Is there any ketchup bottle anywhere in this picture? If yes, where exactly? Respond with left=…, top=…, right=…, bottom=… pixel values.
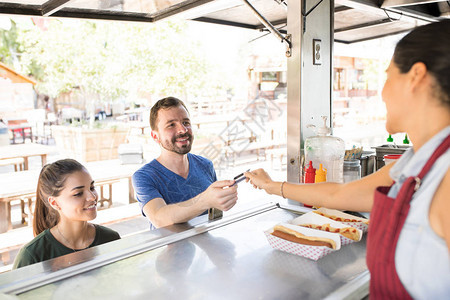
left=304, top=161, right=316, bottom=208
left=305, top=161, right=316, bottom=183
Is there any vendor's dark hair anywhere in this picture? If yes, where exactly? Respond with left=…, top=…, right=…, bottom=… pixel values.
left=393, top=20, right=450, bottom=106
left=149, top=97, right=189, bottom=130
left=33, top=159, right=85, bottom=236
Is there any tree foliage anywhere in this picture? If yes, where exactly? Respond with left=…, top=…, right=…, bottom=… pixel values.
left=0, top=19, right=21, bottom=66
left=3, top=17, right=215, bottom=101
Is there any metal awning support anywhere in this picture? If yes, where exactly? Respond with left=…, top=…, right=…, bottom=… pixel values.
left=336, top=0, right=438, bottom=22
left=286, top=0, right=333, bottom=187
left=241, top=0, right=292, bottom=57
left=302, top=0, right=324, bottom=33
left=334, top=18, right=392, bottom=32
left=42, top=0, right=72, bottom=16
left=275, top=0, right=288, bottom=10
left=381, top=0, right=447, bottom=8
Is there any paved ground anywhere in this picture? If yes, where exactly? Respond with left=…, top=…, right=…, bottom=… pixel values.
left=0, top=143, right=287, bottom=273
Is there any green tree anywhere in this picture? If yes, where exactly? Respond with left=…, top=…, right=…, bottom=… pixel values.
left=0, top=19, right=20, bottom=66
left=15, top=18, right=213, bottom=101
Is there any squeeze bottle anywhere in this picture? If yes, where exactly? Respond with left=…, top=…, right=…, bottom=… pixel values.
left=315, top=164, right=327, bottom=183
left=304, top=161, right=316, bottom=208
left=304, top=116, right=345, bottom=183
left=304, top=161, right=316, bottom=183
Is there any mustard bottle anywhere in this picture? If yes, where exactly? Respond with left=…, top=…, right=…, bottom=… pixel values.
left=315, top=164, right=327, bottom=183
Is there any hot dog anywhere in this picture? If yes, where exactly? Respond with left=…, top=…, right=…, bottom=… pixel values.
left=299, top=223, right=361, bottom=241
left=271, top=225, right=337, bottom=249
left=313, top=211, right=369, bottom=225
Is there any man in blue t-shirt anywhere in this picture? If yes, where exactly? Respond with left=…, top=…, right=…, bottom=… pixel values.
left=132, top=97, right=238, bottom=229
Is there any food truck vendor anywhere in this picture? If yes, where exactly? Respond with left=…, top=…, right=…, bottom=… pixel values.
left=245, top=20, right=450, bottom=299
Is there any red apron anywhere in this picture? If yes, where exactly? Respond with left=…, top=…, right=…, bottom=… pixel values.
left=366, top=134, right=450, bottom=299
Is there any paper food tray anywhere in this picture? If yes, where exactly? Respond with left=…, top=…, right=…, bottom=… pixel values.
left=265, top=223, right=341, bottom=261
left=314, top=208, right=369, bottom=232
left=290, top=212, right=362, bottom=245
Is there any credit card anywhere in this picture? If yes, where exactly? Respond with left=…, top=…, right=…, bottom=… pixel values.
left=230, top=169, right=250, bottom=186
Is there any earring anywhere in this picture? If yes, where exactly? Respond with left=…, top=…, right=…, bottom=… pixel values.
left=48, top=197, right=61, bottom=210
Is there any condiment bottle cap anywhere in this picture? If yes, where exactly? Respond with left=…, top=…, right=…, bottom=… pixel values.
left=306, top=161, right=316, bottom=173
left=403, top=134, right=410, bottom=144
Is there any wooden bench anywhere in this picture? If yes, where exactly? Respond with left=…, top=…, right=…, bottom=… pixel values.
left=0, top=143, right=55, bottom=170
left=0, top=157, right=25, bottom=172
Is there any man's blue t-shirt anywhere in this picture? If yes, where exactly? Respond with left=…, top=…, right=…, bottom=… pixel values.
left=132, top=153, right=217, bottom=228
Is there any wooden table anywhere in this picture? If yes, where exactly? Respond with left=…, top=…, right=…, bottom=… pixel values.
left=0, top=143, right=56, bottom=170
left=0, top=160, right=144, bottom=233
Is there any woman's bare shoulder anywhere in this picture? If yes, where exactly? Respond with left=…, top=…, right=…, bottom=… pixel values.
left=429, top=167, right=450, bottom=249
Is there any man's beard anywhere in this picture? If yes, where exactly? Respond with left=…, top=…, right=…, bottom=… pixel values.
left=161, top=133, right=193, bottom=155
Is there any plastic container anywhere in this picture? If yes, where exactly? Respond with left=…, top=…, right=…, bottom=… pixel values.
left=304, top=116, right=345, bottom=183
left=383, top=154, right=402, bottom=165
left=343, top=159, right=361, bottom=183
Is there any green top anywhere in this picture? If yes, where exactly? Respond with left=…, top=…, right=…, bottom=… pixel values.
left=403, top=133, right=410, bottom=144
left=13, top=224, right=120, bottom=269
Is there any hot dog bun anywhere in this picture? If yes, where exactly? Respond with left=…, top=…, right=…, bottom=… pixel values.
left=272, top=225, right=337, bottom=249
left=313, top=210, right=369, bottom=224
left=299, top=223, right=361, bottom=241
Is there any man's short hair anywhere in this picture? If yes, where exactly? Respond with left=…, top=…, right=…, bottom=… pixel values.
left=149, top=97, right=189, bottom=130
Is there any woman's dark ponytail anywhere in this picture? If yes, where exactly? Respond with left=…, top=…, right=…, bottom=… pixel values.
left=32, top=159, right=85, bottom=236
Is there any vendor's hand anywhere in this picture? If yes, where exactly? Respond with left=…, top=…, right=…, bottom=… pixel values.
left=244, top=169, right=274, bottom=192
left=200, top=180, right=238, bottom=211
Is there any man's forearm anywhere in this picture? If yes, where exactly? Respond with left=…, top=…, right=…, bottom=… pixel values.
left=144, top=180, right=237, bottom=228
left=147, top=192, right=209, bottom=228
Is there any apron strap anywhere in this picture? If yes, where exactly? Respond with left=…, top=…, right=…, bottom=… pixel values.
left=412, top=134, right=450, bottom=191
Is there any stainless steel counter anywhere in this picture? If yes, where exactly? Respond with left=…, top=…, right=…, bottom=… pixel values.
left=0, top=201, right=369, bottom=299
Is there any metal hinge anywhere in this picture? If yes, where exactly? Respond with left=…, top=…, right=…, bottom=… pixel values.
left=242, top=0, right=292, bottom=57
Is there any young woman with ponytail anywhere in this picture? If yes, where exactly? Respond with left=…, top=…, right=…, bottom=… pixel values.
left=13, top=159, right=120, bottom=269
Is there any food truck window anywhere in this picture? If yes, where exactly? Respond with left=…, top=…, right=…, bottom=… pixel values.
left=332, top=35, right=409, bottom=150
left=0, top=18, right=286, bottom=232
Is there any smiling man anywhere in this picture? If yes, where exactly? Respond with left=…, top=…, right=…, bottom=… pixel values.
left=132, top=97, right=238, bottom=229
